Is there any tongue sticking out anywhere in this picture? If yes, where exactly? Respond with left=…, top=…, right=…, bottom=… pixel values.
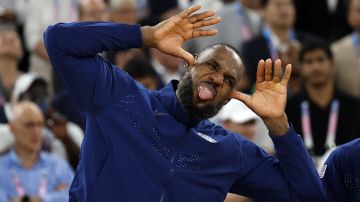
left=198, top=85, right=214, bottom=101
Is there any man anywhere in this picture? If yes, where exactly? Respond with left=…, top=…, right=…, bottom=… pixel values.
left=0, top=30, right=23, bottom=107
left=0, top=73, right=83, bottom=169
left=44, top=5, right=325, bottom=201
left=286, top=39, right=360, bottom=162
left=0, top=101, right=74, bottom=202
left=332, top=0, right=360, bottom=98
left=241, top=0, right=307, bottom=94
left=320, top=138, right=360, bottom=201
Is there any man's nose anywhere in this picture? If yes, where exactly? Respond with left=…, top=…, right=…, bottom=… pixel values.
left=210, top=73, right=224, bottom=86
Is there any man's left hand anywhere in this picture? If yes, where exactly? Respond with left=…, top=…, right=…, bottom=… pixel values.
left=229, top=59, right=292, bottom=136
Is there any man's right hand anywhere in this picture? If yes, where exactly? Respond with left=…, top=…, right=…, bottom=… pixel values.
left=141, top=5, right=220, bottom=66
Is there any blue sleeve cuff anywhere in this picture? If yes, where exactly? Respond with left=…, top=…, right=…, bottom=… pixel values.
left=128, top=24, right=142, bottom=48
left=270, top=124, right=304, bottom=153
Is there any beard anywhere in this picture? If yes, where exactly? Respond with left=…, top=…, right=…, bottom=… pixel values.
left=177, top=74, right=226, bottom=121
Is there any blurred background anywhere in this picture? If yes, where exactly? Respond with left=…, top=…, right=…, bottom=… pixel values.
left=0, top=0, right=359, bottom=201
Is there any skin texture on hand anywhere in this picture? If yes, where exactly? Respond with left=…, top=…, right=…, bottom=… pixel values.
left=229, top=59, right=292, bottom=136
left=140, top=5, right=221, bottom=65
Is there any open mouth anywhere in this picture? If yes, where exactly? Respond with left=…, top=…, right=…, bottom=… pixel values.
left=197, top=82, right=217, bottom=101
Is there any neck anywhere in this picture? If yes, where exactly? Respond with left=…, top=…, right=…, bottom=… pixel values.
left=14, top=146, right=39, bottom=169
left=305, top=81, right=334, bottom=108
left=268, top=24, right=291, bottom=42
left=0, top=57, right=18, bottom=76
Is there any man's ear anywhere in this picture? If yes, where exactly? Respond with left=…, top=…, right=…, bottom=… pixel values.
left=8, top=122, right=17, bottom=137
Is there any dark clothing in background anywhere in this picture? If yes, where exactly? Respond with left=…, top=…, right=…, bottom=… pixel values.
left=286, top=88, right=360, bottom=156
left=294, top=0, right=352, bottom=42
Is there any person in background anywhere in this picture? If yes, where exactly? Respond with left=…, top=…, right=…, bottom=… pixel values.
left=50, top=0, right=110, bottom=129
left=78, top=0, right=109, bottom=22
left=241, top=0, right=308, bottom=95
left=106, top=0, right=142, bottom=70
left=320, top=138, right=360, bottom=202
left=332, top=0, right=360, bottom=98
left=24, top=0, right=78, bottom=94
left=0, top=31, right=23, bottom=109
left=0, top=101, right=74, bottom=202
left=286, top=38, right=360, bottom=165
left=108, top=0, right=137, bottom=24
left=140, top=1, right=185, bottom=88
left=0, top=73, right=83, bottom=169
left=123, top=56, right=159, bottom=90
left=294, top=0, right=351, bottom=42
left=0, top=0, right=27, bottom=32
left=189, top=0, right=262, bottom=53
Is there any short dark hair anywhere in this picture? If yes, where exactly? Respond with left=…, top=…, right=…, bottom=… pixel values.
left=123, top=56, right=157, bottom=79
left=299, top=38, right=333, bottom=62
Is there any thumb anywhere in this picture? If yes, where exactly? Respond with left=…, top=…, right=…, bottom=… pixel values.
left=175, top=48, right=195, bottom=66
left=229, top=91, right=251, bottom=105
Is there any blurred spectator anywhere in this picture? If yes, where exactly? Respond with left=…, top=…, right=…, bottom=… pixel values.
left=0, top=0, right=27, bottom=31
left=106, top=0, right=140, bottom=71
left=51, top=0, right=110, bottom=128
left=109, top=0, right=137, bottom=24
left=286, top=39, right=360, bottom=164
left=241, top=0, right=309, bottom=95
left=79, top=0, right=109, bottom=22
left=0, top=101, right=74, bottom=202
left=189, top=0, right=262, bottom=53
left=24, top=0, right=78, bottom=94
left=150, top=48, right=184, bottom=88
left=332, top=0, right=360, bottom=98
left=123, top=56, right=159, bottom=90
left=294, top=0, right=351, bottom=42
left=0, top=73, right=83, bottom=169
left=217, top=99, right=274, bottom=155
left=0, top=30, right=23, bottom=106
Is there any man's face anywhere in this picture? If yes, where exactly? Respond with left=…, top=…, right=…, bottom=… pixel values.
left=177, top=46, right=243, bottom=120
left=0, top=31, right=22, bottom=60
left=348, top=0, right=360, bottom=31
left=79, top=0, right=109, bottom=22
left=263, top=0, right=295, bottom=29
left=301, top=49, right=334, bottom=87
left=11, top=107, right=44, bottom=153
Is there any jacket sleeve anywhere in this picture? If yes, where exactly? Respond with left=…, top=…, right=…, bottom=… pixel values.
left=43, top=22, right=142, bottom=113
left=230, top=125, right=326, bottom=201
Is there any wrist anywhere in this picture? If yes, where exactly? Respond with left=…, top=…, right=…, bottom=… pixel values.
left=263, top=113, right=289, bottom=136
left=140, top=26, right=154, bottom=48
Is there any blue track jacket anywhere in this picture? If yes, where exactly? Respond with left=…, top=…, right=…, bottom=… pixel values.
left=44, top=22, right=325, bottom=202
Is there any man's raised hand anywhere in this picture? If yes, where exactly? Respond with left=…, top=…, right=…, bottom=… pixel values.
left=141, top=5, right=221, bottom=65
left=229, top=59, right=292, bottom=135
